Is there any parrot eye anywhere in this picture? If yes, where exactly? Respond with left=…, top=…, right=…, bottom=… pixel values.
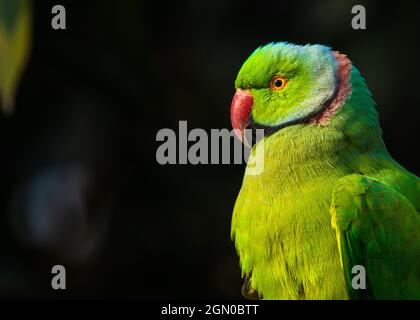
left=270, top=76, right=288, bottom=91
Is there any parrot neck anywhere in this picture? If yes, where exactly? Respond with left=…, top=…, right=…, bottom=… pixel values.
left=309, top=51, right=353, bottom=125
left=250, top=66, right=387, bottom=181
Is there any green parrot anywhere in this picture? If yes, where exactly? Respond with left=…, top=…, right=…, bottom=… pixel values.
left=230, top=42, right=420, bottom=300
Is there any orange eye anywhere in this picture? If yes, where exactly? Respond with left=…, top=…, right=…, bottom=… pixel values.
left=270, top=76, right=288, bottom=91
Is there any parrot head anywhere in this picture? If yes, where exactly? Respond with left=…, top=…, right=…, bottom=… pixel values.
left=230, top=42, right=353, bottom=142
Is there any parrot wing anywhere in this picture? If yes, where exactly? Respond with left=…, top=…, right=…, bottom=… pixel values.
left=330, top=174, right=420, bottom=299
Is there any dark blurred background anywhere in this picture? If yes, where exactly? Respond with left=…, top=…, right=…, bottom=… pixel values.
left=0, top=0, right=419, bottom=298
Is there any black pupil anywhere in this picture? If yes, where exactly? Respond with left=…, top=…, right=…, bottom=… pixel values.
left=274, top=79, right=283, bottom=87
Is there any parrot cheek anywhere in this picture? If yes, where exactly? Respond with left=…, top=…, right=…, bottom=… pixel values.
left=230, top=89, right=254, bottom=141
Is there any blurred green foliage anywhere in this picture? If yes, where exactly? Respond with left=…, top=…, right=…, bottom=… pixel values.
left=0, top=0, right=31, bottom=114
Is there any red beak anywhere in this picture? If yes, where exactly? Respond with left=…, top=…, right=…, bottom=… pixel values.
left=230, top=89, right=253, bottom=141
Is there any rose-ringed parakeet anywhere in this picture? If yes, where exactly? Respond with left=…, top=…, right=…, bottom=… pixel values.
left=230, top=42, right=420, bottom=300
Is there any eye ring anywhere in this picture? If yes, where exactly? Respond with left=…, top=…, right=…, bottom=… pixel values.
left=270, top=76, right=288, bottom=91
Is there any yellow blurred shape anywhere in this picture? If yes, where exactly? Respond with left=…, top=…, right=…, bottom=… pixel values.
left=0, top=0, right=32, bottom=114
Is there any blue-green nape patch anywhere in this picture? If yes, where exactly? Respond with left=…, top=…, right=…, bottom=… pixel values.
left=234, top=42, right=338, bottom=128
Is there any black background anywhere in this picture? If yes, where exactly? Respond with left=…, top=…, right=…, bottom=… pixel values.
left=0, top=0, right=419, bottom=298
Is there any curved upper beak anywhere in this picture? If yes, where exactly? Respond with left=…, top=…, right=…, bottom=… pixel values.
left=230, top=89, right=254, bottom=142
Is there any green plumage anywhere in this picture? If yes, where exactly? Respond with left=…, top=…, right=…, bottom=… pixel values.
left=231, top=42, right=420, bottom=300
